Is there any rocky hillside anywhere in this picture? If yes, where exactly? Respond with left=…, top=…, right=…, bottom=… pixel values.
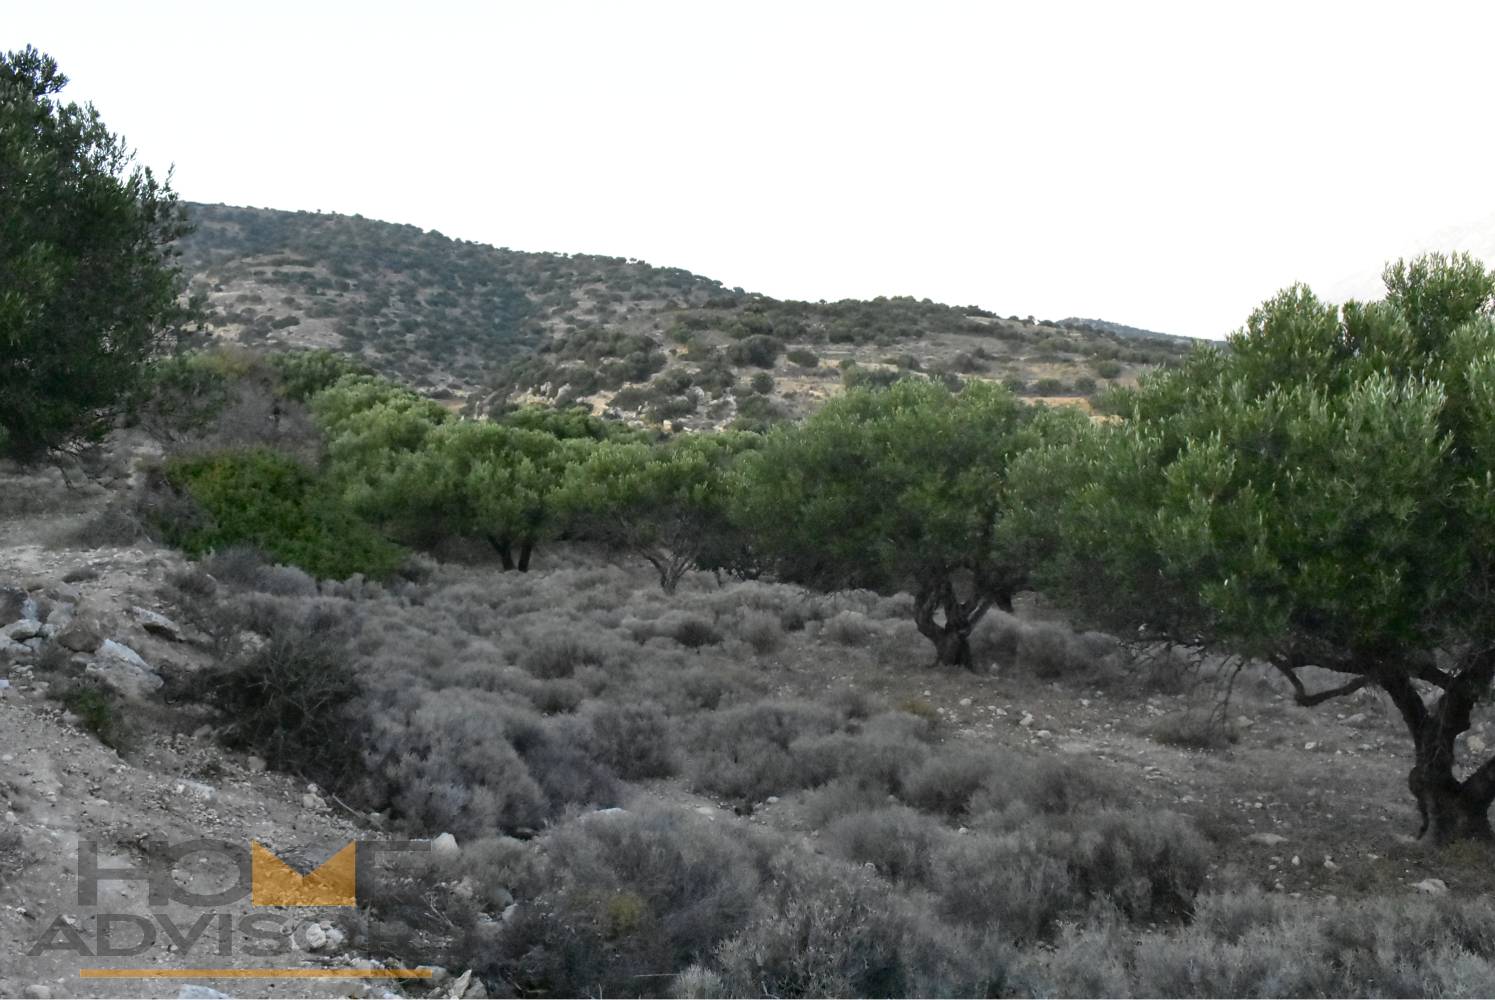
left=177, top=204, right=1197, bottom=429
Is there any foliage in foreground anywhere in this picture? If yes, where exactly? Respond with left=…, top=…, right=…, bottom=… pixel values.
left=1006, top=251, right=1495, bottom=843
left=0, top=46, right=197, bottom=462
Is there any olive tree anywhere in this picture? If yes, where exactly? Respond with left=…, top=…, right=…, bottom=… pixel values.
left=1005, top=252, right=1495, bottom=843
left=1, top=47, right=196, bottom=461
left=733, top=379, right=1067, bottom=667
left=559, top=432, right=758, bottom=592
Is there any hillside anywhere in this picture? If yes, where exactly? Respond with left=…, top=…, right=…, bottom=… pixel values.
left=177, top=204, right=1197, bottom=428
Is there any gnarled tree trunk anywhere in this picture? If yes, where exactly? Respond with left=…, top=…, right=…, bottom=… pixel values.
left=913, top=575, right=1010, bottom=669
left=1381, top=663, right=1495, bottom=845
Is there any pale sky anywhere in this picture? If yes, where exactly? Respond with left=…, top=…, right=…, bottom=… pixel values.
left=8, top=1, right=1495, bottom=338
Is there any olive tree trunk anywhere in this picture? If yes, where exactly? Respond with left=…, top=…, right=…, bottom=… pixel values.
left=913, top=576, right=1009, bottom=670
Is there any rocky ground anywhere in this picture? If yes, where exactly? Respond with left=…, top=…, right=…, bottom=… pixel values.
left=0, top=461, right=475, bottom=1000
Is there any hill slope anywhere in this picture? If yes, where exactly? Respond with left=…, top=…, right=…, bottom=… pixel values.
left=177, top=203, right=1198, bottom=427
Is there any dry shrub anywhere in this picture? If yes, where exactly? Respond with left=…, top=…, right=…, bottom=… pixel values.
left=930, top=831, right=1078, bottom=941
left=822, top=609, right=879, bottom=647
left=821, top=805, right=953, bottom=884
left=902, top=748, right=1008, bottom=818
left=1017, top=620, right=1091, bottom=679
left=685, top=700, right=843, bottom=803
left=587, top=700, right=678, bottom=779
left=733, top=608, right=783, bottom=654
left=970, top=609, right=1023, bottom=666
left=519, top=629, right=624, bottom=679
left=1151, top=710, right=1238, bottom=751
left=494, top=806, right=764, bottom=998
left=711, top=851, right=998, bottom=998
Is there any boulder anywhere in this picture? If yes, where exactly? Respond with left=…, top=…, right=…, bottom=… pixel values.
left=1245, top=832, right=1288, bottom=846
left=131, top=606, right=185, bottom=642
left=56, top=617, right=104, bottom=653
left=432, top=832, right=460, bottom=857
left=2, top=619, right=42, bottom=642
left=85, top=640, right=163, bottom=699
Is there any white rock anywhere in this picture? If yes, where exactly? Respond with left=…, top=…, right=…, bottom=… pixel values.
left=432, top=832, right=460, bottom=857
left=131, top=606, right=186, bottom=641
left=301, top=792, right=327, bottom=811
left=1414, top=878, right=1449, bottom=894
left=3, top=619, right=43, bottom=641
left=86, top=640, right=163, bottom=699
left=1019, top=713, right=1035, bottom=728
left=303, top=922, right=328, bottom=951
left=245, top=756, right=267, bottom=773
left=1304, top=741, right=1318, bottom=750
left=1246, top=832, right=1288, bottom=846
left=958, top=697, right=972, bottom=707
left=1470, top=736, right=1487, bottom=754
left=177, top=987, right=231, bottom=999
left=174, top=780, right=217, bottom=803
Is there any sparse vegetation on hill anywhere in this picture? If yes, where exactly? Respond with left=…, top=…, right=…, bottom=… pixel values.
left=174, top=202, right=1196, bottom=429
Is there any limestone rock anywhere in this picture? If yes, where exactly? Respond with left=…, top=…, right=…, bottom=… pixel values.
left=56, top=617, right=104, bottom=653
left=1414, top=878, right=1449, bottom=894
left=85, top=639, right=163, bottom=699
left=131, top=606, right=185, bottom=642
left=1246, top=832, right=1288, bottom=846
left=432, top=832, right=460, bottom=857
left=2, top=619, right=43, bottom=641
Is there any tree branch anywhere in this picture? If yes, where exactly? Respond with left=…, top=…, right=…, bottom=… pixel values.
left=1270, top=660, right=1371, bottom=707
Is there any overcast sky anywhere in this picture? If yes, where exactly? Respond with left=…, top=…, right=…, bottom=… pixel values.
left=9, top=1, right=1495, bottom=338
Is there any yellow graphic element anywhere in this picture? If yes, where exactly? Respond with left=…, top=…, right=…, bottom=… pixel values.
left=82, top=969, right=430, bottom=979
left=250, top=841, right=356, bottom=907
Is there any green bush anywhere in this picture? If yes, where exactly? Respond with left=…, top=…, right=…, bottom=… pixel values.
left=160, top=449, right=403, bottom=580
left=786, top=348, right=820, bottom=368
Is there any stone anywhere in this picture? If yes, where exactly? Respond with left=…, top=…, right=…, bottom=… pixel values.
left=174, top=780, right=217, bottom=803
left=2, top=619, right=43, bottom=641
left=22, top=986, right=53, bottom=1000
left=1343, top=713, right=1369, bottom=726
left=0, top=637, right=30, bottom=662
left=1246, top=832, right=1288, bottom=846
left=303, top=922, right=331, bottom=951
left=245, top=755, right=267, bottom=773
left=176, top=988, right=231, bottom=999
left=1414, top=878, right=1449, bottom=894
left=86, top=640, right=163, bottom=699
left=131, top=606, right=185, bottom=642
left=432, top=832, right=460, bottom=857
left=1019, top=712, right=1035, bottom=728
left=1470, top=736, right=1488, bottom=755
left=302, top=792, right=327, bottom=811
left=56, top=617, right=103, bottom=653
